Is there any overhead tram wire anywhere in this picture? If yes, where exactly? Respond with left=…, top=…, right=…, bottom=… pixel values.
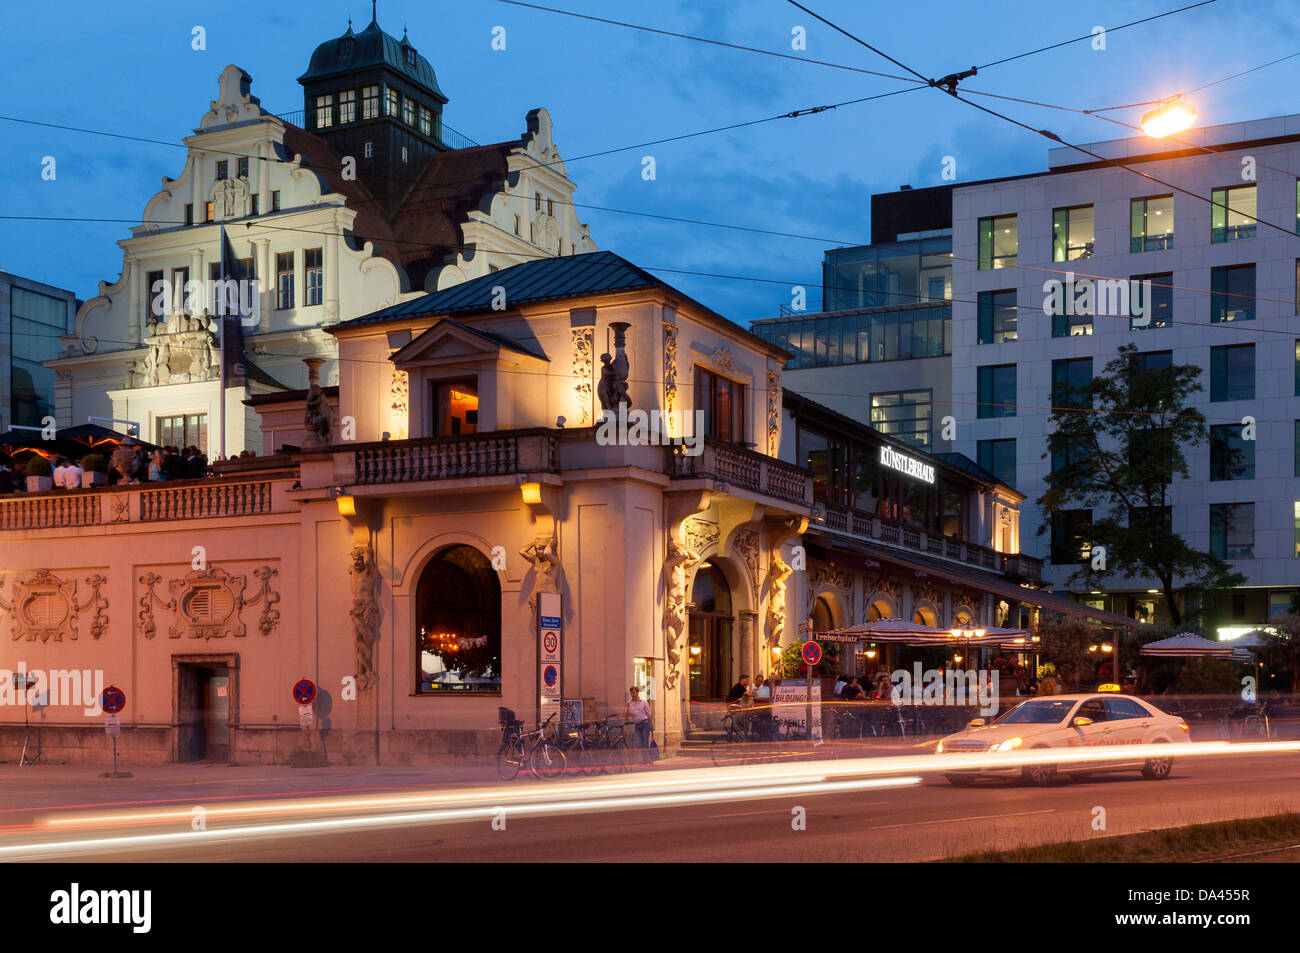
left=784, top=0, right=1300, bottom=244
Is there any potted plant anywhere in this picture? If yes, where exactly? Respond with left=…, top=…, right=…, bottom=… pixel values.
left=80, top=453, right=109, bottom=487
left=24, top=454, right=53, bottom=492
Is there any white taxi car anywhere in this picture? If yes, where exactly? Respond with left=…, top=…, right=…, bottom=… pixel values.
left=935, top=693, right=1190, bottom=786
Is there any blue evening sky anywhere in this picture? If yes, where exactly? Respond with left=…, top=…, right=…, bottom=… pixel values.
left=1, top=0, right=1296, bottom=324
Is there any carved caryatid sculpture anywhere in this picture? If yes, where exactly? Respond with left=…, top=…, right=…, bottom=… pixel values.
left=520, top=537, right=561, bottom=612
left=350, top=547, right=381, bottom=689
left=302, top=358, right=333, bottom=448
left=764, top=552, right=793, bottom=660
left=663, top=537, right=701, bottom=690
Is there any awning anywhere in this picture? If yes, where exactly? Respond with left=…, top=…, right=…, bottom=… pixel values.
left=808, top=530, right=1142, bottom=629
left=1140, top=634, right=1236, bottom=658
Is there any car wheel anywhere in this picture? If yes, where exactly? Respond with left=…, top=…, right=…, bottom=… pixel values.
left=945, top=774, right=976, bottom=787
left=1142, top=742, right=1173, bottom=780
left=1021, top=747, right=1056, bottom=786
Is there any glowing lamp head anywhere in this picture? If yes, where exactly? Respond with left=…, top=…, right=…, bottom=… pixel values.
left=520, top=481, right=542, bottom=505
left=1141, top=100, right=1197, bottom=138
left=335, top=494, right=356, bottom=517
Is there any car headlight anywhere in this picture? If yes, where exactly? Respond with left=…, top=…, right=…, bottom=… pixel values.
left=991, top=737, right=1023, bottom=752
left=936, top=741, right=944, bottom=753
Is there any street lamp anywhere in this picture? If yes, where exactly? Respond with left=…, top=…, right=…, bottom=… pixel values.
left=1141, top=99, right=1197, bottom=138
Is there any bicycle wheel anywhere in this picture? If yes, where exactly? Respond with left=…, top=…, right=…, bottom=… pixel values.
left=609, top=738, right=631, bottom=774
left=497, top=740, right=524, bottom=781
left=528, top=742, right=567, bottom=780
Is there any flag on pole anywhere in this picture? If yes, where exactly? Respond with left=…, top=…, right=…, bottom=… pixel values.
left=218, top=225, right=250, bottom=389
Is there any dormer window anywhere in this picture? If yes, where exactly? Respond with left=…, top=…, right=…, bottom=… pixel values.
left=405, top=47, right=417, bottom=68
left=339, top=37, right=353, bottom=58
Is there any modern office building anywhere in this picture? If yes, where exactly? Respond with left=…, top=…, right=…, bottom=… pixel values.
left=0, top=271, right=78, bottom=430
left=762, top=113, right=1300, bottom=633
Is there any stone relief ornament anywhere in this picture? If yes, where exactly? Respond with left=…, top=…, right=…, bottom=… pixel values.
left=168, top=567, right=248, bottom=640
left=911, top=581, right=944, bottom=616
left=708, top=343, right=738, bottom=377
left=767, top=370, right=781, bottom=456
left=734, top=527, right=760, bottom=590
left=663, top=538, right=701, bottom=691
left=0, top=571, right=109, bottom=643
left=246, top=565, right=281, bottom=636
left=130, top=311, right=219, bottom=387
left=211, top=177, right=250, bottom=221
left=571, top=327, right=593, bottom=425
left=683, top=517, right=719, bottom=556
left=390, top=368, right=410, bottom=440
left=596, top=322, right=631, bottom=412
left=350, top=547, right=381, bottom=690
left=663, top=321, right=678, bottom=420
left=809, top=565, right=855, bottom=619
left=520, top=537, right=561, bottom=613
left=302, top=358, right=333, bottom=448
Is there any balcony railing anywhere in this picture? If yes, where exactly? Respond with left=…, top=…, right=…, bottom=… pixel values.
left=140, top=482, right=272, bottom=522
left=353, top=431, right=556, bottom=485
left=668, top=439, right=812, bottom=506
left=0, top=478, right=282, bottom=530
left=820, top=502, right=1042, bottom=583
left=0, top=493, right=101, bottom=531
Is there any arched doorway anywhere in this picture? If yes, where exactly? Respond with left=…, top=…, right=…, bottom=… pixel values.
left=812, top=594, right=836, bottom=632
left=688, top=564, right=734, bottom=700
left=415, top=545, right=502, bottom=693
left=867, top=598, right=894, bottom=621
left=912, top=605, right=938, bottom=627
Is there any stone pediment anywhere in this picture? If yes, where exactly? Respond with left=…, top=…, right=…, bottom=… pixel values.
left=390, top=319, right=547, bottom=370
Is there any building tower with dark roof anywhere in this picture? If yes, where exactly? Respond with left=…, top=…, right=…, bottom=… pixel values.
left=298, top=7, right=452, bottom=213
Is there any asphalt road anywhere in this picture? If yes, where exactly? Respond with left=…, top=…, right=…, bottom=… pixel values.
left=4, top=747, right=1299, bottom=862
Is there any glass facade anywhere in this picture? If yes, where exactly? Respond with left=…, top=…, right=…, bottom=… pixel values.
left=9, top=286, right=68, bottom=427
left=751, top=305, right=950, bottom=369
left=1051, top=357, right=1093, bottom=409
left=1210, top=503, right=1254, bottom=559
left=822, top=236, right=951, bottom=311
left=1210, top=424, right=1254, bottom=481
left=870, top=390, right=932, bottom=448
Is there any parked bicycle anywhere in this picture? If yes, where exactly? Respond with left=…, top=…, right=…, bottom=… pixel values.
left=497, top=711, right=567, bottom=781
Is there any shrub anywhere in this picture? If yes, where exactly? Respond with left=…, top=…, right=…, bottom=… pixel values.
left=80, top=453, right=109, bottom=472
left=25, top=455, right=52, bottom=477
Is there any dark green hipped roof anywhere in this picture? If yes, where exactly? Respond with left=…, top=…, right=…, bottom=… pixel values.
left=299, top=18, right=446, bottom=102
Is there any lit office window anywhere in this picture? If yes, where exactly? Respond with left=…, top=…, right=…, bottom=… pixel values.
left=386, top=88, right=399, bottom=117
left=419, top=107, right=432, bottom=136
left=1211, top=185, right=1257, bottom=242
left=362, top=85, right=379, bottom=119
left=1130, top=195, right=1174, bottom=252
left=1210, top=264, right=1255, bottom=322
left=870, top=390, right=932, bottom=448
left=978, top=215, right=1017, bottom=270
left=339, top=90, right=356, bottom=124
left=402, top=96, right=415, bottom=126
left=1052, top=205, right=1094, bottom=261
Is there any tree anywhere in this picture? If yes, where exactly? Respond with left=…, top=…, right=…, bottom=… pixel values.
left=1037, top=344, right=1244, bottom=626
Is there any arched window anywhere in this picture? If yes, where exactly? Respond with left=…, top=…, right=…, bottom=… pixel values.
left=912, top=605, right=938, bottom=627
left=689, top=565, right=731, bottom=614
left=867, top=599, right=893, bottom=621
left=416, top=546, right=501, bottom=693
left=953, top=608, right=974, bottom=627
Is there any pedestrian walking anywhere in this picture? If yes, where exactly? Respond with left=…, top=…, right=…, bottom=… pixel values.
left=626, top=685, right=653, bottom=763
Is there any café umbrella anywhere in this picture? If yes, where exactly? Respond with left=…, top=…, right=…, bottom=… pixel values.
left=1139, top=633, right=1236, bottom=658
